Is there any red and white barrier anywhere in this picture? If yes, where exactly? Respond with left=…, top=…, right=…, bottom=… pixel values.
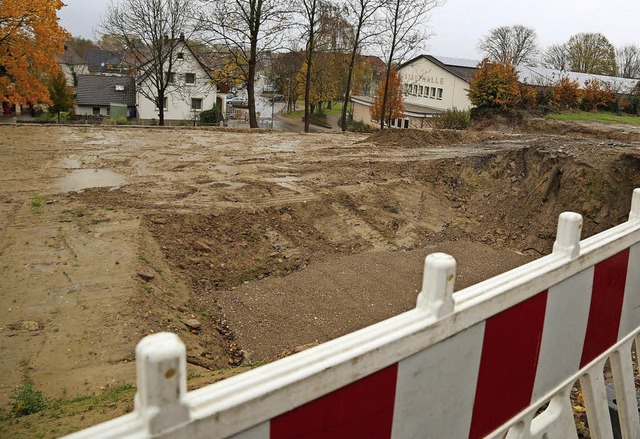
left=64, top=189, right=640, bottom=439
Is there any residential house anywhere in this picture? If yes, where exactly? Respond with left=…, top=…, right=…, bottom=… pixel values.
left=136, top=38, right=219, bottom=124
left=75, top=74, right=136, bottom=117
left=56, top=45, right=89, bottom=87
left=84, top=49, right=130, bottom=75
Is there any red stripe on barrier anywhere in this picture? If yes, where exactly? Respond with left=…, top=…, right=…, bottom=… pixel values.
left=469, top=291, right=548, bottom=439
left=580, top=249, right=630, bottom=368
left=270, top=364, right=398, bottom=439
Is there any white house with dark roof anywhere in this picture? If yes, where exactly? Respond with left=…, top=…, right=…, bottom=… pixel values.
left=136, top=39, right=219, bottom=124
left=75, top=74, right=136, bottom=117
left=55, top=45, right=89, bottom=87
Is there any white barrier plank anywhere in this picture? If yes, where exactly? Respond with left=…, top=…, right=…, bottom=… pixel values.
left=229, top=422, right=269, bottom=439
left=531, top=268, right=593, bottom=401
left=392, top=322, right=484, bottom=439
left=619, top=243, right=640, bottom=340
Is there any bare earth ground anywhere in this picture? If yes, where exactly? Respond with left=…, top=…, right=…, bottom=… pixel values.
left=1, top=120, right=640, bottom=437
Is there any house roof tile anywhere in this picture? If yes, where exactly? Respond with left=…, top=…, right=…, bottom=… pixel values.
left=76, top=75, right=136, bottom=106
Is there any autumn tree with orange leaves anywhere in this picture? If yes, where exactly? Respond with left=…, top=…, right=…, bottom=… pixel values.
left=370, top=65, right=404, bottom=127
left=0, top=0, right=70, bottom=107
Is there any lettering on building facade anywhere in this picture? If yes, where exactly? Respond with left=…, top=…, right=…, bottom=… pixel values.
left=401, top=73, right=445, bottom=85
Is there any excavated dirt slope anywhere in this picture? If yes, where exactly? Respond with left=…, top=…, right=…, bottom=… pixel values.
left=1, top=121, right=640, bottom=436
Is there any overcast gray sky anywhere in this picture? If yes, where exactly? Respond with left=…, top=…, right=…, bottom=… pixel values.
left=59, top=0, right=639, bottom=60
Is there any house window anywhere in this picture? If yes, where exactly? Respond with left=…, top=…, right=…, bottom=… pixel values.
left=92, top=106, right=100, bottom=116
left=437, top=88, right=443, bottom=99
left=107, top=106, right=111, bottom=116
left=419, top=85, right=423, bottom=95
left=404, top=118, right=409, bottom=129
left=185, top=73, right=195, bottom=84
left=413, top=84, right=418, bottom=95
left=191, top=98, right=203, bottom=110
left=431, top=87, right=436, bottom=98
left=166, top=72, right=175, bottom=83
left=177, top=52, right=184, bottom=60
left=115, top=84, right=125, bottom=91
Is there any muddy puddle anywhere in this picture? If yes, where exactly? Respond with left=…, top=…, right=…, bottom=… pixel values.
left=55, top=169, right=126, bottom=192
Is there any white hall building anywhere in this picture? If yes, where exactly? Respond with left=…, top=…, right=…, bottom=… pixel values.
left=352, top=55, right=476, bottom=129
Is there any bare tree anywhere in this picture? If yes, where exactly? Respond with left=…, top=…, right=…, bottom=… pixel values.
left=478, top=25, right=539, bottom=66
left=542, top=43, right=569, bottom=70
left=101, top=0, right=201, bottom=126
left=339, top=0, right=384, bottom=131
left=297, top=0, right=324, bottom=132
left=617, top=44, right=640, bottom=79
left=378, top=0, right=445, bottom=129
left=201, top=0, right=289, bottom=128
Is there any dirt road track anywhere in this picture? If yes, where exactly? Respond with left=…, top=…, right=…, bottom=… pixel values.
left=1, top=123, right=639, bottom=416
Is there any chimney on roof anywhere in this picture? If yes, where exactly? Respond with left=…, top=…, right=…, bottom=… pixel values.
left=180, top=33, right=185, bottom=41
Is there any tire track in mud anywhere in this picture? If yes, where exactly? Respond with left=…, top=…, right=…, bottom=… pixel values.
left=330, top=202, right=392, bottom=250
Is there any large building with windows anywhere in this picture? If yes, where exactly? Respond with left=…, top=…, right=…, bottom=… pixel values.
left=351, top=55, right=477, bottom=129
left=352, top=54, right=640, bottom=129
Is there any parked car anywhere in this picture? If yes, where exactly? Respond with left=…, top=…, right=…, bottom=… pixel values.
left=229, top=97, right=248, bottom=107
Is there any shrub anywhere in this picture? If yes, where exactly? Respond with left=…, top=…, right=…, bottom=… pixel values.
left=431, top=108, right=471, bottom=130
left=552, top=76, right=581, bottom=110
left=200, top=106, right=221, bottom=124
left=468, top=59, right=520, bottom=110
left=581, top=79, right=615, bottom=112
left=10, top=380, right=47, bottom=416
left=518, top=85, right=538, bottom=110
left=108, top=116, right=130, bottom=125
left=536, top=86, right=554, bottom=107
left=347, top=120, right=376, bottom=133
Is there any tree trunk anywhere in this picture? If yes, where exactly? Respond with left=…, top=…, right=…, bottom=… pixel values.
left=304, top=44, right=314, bottom=133
left=248, top=34, right=259, bottom=128
left=380, top=0, right=400, bottom=130
left=159, top=93, right=165, bottom=126
left=341, top=23, right=362, bottom=132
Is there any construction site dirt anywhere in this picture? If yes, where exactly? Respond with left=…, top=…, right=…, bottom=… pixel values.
left=1, top=120, right=640, bottom=436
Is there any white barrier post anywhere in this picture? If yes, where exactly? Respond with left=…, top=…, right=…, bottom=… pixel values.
left=629, top=188, right=640, bottom=221
left=134, top=332, right=190, bottom=435
left=552, top=212, right=583, bottom=259
left=416, top=253, right=456, bottom=318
